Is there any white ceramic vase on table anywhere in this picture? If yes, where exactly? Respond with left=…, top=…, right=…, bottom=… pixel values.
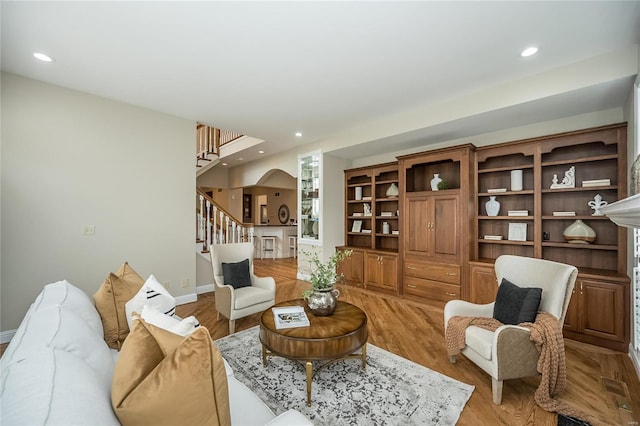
left=430, top=174, right=442, bottom=191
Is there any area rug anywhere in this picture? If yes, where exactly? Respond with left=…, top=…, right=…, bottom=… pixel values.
left=214, top=326, right=474, bottom=425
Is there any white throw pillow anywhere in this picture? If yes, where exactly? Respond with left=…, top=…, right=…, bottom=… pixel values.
left=125, top=274, right=176, bottom=330
left=139, top=304, right=200, bottom=337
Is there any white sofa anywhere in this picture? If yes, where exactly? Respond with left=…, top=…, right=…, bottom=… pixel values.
left=0, top=280, right=312, bottom=426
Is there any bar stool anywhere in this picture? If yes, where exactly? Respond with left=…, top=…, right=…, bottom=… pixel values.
left=288, top=235, right=297, bottom=258
left=261, top=236, right=277, bottom=260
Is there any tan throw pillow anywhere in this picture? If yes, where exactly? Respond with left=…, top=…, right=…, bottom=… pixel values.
left=111, top=319, right=231, bottom=426
left=93, top=262, right=144, bottom=349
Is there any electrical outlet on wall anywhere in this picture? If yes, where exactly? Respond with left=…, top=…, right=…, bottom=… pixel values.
left=163, top=281, right=170, bottom=289
left=181, top=278, right=189, bottom=288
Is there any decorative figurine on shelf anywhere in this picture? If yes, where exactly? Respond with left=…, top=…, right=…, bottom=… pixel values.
left=363, top=203, right=371, bottom=216
left=550, top=165, right=576, bottom=189
left=588, top=194, right=608, bottom=216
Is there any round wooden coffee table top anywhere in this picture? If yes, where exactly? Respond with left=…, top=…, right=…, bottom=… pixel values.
left=259, top=299, right=368, bottom=361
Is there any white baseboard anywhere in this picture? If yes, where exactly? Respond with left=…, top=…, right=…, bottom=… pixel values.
left=629, top=343, right=640, bottom=380
left=196, top=284, right=215, bottom=294
left=175, top=293, right=198, bottom=305
left=1, top=329, right=16, bottom=345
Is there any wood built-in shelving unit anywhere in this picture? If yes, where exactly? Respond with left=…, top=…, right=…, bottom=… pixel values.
left=472, top=123, right=629, bottom=351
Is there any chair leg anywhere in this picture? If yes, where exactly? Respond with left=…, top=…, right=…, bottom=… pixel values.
left=229, top=319, right=235, bottom=334
left=449, top=355, right=456, bottom=364
left=492, top=377, right=503, bottom=405
left=217, top=311, right=220, bottom=321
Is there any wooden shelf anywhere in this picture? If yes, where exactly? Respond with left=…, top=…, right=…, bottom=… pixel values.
left=477, top=239, right=534, bottom=246
left=478, top=216, right=534, bottom=220
left=541, top=242, right=618, bottom=250
left=541, top=153, right=618, bottom=167
left=478, top=190, right=534, bottom=196
left=541, top=215, right=610, bottom=220
left=478, top=164, right=534, bottom=173
left=541, top=186, right=617, bottom=193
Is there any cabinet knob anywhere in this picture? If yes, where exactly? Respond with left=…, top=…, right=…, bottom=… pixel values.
left=446, top=272, right=456, bottom=276
left=407, top=284, right=417, bottom=289
left=407, top=266, right=416, bottom=270
left=445, top=292, right=456, bottom=297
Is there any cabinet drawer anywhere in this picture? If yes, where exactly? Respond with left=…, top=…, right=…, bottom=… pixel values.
left=404, top=260, right=460, bottom=284
left=403, top=276, right=460, bottom=303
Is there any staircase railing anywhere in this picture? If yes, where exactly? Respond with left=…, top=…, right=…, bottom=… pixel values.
left=196, top=187, right=254, bottom=253
left=196, top=124, right=244, bottom=168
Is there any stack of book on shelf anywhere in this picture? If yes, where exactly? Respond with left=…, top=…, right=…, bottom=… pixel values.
left=353, top=212, right=363, bottom=217
left=582, top=179, right=610, bottom=187
left=484, top=235, right=503, bottom=240
left=272, top=306, right=310, bottom=330
left=507, top=210, right=528, bottom=216
left=380, top=211, right=393, bottom=216
left=362, top=196, right=372, bottom=201
left=553, top=211, right=576, bottom=216
left=487, top=188, right=507, bottom=193
left=391, top=230, right=399, bottom=235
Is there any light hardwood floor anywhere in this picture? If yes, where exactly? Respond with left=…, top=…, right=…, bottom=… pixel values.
left=181, top=258, right=640, bottom=426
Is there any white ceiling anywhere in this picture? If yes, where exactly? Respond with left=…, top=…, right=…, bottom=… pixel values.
left=2, top=1, right=639, bottom=165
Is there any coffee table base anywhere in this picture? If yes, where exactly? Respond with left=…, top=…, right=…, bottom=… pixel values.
left=262, top=343, right=367, bottom=406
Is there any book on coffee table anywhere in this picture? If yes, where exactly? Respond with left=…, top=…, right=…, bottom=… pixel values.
left=272, top=306, right=310, bottom=329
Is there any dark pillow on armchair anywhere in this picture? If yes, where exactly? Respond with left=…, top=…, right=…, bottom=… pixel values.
left=221, top=259, right=252, bottom=289
left=493, top=278, right=542, bottom=325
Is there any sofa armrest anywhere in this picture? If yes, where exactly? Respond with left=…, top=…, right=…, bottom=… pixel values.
left=444, top=300, right=494, bottom=330
left=264, top=409, right=313, bottom=426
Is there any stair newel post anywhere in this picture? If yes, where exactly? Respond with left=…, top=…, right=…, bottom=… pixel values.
left=219, top=211, right=225, bottom=243
left=225, top=216, right=230, bottom=244
left=231, top=221, right=237, bottom=243
left=248, top=227, right=254, bottom=243
left=198, top=195, right=204, bottom=241
left=212, top=205, right=218, bottom=245
left=205, top=200, right=211, bottom=251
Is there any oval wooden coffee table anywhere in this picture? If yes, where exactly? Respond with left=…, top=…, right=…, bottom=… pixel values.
left=259, top=299, right=368, bottom=406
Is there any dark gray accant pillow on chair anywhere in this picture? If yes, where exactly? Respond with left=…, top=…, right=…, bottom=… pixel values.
left=493, top=278, right=542, bottom=325
left=221, top=259, right=252, bottom=289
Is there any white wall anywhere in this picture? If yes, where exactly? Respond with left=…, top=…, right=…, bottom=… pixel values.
left=1, top=73, right=195, bottom=332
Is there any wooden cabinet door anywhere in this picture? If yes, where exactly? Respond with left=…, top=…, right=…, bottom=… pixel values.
left=404, top=194, right=459, bottom=260
left=469, top=263, right=498, bottom=304
left=379, top=254, right=398, bottom=291
left=577, top=279, right=625, bottom=342
left=350, top=250, right=364, bottom=283
left=432, top=195, right=459, bottom=261
left=404, top=196, right=430, bottom=256
left=337, top=249, right=364, bottom=285
left=364, top=253, right=381, bottom=288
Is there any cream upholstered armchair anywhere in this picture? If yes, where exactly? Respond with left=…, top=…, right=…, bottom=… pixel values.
left=210, top=242, right=276, bottom=334
left=444, top=255, right=577, bottom=405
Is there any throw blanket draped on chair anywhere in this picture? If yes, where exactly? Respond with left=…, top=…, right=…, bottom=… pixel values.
left=446, top=312, right=592, bottom=423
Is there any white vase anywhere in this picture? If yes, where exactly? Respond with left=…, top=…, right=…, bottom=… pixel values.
left=382, top=222, right=390, bottom=234
left=386, top=183, right=399, bottom=197
left=511, top=169, right=523, bottom=191
left=355, top=186, right=362, bottom=200
left=430, top=174, right=442, bottom=191
left=563, top=219, right=596, bottom=244
left=485, top=196, right=500, bottom=216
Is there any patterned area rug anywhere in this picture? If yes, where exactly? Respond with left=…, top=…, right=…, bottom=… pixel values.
left=214, top=326, right=474, bottom=425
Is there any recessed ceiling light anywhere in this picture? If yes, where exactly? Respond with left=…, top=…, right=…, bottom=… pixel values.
left=237, top=157, right=243, bottom=161
left=258, top=150, right=265, bottom=154
left=521, top=47, right=538, bottom=57
left=295, top=132, right=302, bottom=137
left=222, top=162, right=228, bottom=166
left=33, top=52, right=53, bottom=62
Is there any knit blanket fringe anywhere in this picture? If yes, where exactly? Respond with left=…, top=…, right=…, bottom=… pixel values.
left=446, top=312, right=594, bottom=424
